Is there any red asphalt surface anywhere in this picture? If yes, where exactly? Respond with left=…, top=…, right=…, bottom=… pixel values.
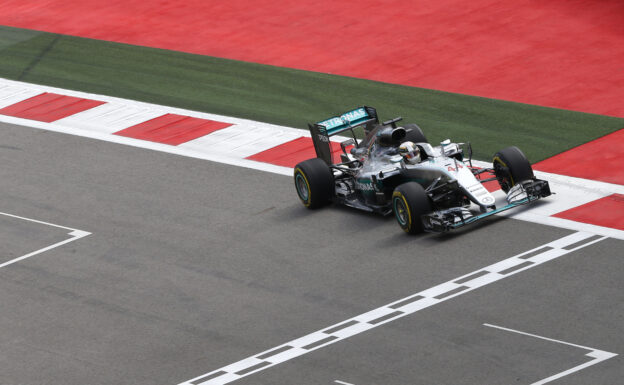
left=554, top=194, right=624, bottom=231
left=535, top=128, right=624, bottom=186
left=1, top=0, right=623, bottom=118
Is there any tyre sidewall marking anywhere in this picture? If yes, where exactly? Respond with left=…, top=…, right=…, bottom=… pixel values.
left=294, top=168, right=312, bottom=207
left=392, top=191, right=412, bottom=232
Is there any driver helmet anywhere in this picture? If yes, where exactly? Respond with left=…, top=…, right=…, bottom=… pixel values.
left=398, top=141, right=421, bottom=164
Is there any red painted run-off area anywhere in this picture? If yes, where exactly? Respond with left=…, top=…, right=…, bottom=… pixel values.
left=1, top=1, right=622, bottom=117
left=554, top=194, right=624, bottom=231
left=535, top=129, right=624, bottom=185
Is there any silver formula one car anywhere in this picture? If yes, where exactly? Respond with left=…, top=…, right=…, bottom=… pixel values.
left=293, top=106, right=551, bottom=233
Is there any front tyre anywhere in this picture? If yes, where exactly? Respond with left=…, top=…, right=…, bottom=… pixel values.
left=493, top=146, right=534, bottom=193
left=294, top=158, right=334, bottom=209
left=392, top=182, right=432, bottom=234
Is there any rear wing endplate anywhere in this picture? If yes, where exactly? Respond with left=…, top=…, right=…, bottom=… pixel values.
left=308, top=106, right=378, bottom=164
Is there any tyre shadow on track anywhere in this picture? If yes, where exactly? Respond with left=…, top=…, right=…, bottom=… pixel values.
left=276, top=201, right=512, bottom=251
left=278, top=201, right=508, bottom=235
left=276, top=202, right=394, bottom=223
left=382, top=214, right=509, bottom=246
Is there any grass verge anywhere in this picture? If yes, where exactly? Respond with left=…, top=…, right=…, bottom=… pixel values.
left=0, top=25, right=622, bottom=162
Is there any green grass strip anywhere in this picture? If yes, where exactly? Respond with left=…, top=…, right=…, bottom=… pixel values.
left=0, top=25, right=622, bottom=162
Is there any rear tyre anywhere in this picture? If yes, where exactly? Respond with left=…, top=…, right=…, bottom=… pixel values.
left=403, top=123, right=428, bottom=143
left=493, top=146, right=534, bottom=193
left=294, top=158, right=334, bottom=209
left=392, top=182, right=432, bottom=234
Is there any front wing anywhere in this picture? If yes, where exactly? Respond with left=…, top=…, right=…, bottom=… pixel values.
left=422, top=178, right=551, bottom=232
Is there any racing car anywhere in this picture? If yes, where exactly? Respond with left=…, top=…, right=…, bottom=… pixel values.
left=293, top=106, right=551, bottom=233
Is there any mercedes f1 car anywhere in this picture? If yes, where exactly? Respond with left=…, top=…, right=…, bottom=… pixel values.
left=293, top=106, right=552, bottom=233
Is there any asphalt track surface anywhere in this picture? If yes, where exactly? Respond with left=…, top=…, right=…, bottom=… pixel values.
left=1, top=122, right=622, bottom=385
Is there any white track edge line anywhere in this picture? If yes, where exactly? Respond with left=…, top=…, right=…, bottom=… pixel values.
left=0, top=114, right=293, bottom=176
left=1, top=78, right=623, bottom=239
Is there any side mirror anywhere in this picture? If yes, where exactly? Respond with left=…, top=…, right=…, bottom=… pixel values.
left=382, top=116, right=403, bottom=128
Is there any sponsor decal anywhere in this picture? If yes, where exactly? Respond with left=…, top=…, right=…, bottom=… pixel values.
left=482, top=196, right=494, bottom=204
left=447, top=163, right=463, bottom=172
left=318, top=108, right=367, bottom=129
left=317, top=134, right=329, bottom=143
left=318, top=117, right=344, bottom=129
left=469, top=185, right=488, bottom=196
left=356, top=180, right=375, bottom=191
left=341, top=108, right=366, bottom=122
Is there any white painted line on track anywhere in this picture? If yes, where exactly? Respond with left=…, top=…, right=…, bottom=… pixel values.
left=483, top=323, right=618, bottom=385
left=334, top=380, right=355, bottom=385
left=0, top=211, right=91, bottom=269
left=505, top=212, right=624, bottom=241
left=178, top=232, right=606, bottom=385
left=0, top=211, right=81, bottom=231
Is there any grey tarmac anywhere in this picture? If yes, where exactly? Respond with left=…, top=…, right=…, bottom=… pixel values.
left=0, top=122, right=621, bottom=385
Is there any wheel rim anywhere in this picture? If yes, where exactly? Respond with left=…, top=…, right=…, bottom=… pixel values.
left=494, top=161, right=512, bottom=192
left=295, top=173, right=309, bottom=201
left=394, top=196, right=408, bottom=226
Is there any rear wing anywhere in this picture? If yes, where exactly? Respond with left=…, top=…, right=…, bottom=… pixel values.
left=308, top=106, right=378, bottom=164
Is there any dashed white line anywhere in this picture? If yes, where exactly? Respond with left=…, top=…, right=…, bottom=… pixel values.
left=484, top=323, right=618, bottom=385
left=178, top=231, right=607, bottom=385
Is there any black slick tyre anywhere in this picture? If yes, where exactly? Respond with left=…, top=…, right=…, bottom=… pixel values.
left=403, top=123, right=428, bottom=143
left=493, top=146, right=534, bottom=193
left=392, top=182, right=432, bottom=234
left=294, top=158, right=334, bottom=209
